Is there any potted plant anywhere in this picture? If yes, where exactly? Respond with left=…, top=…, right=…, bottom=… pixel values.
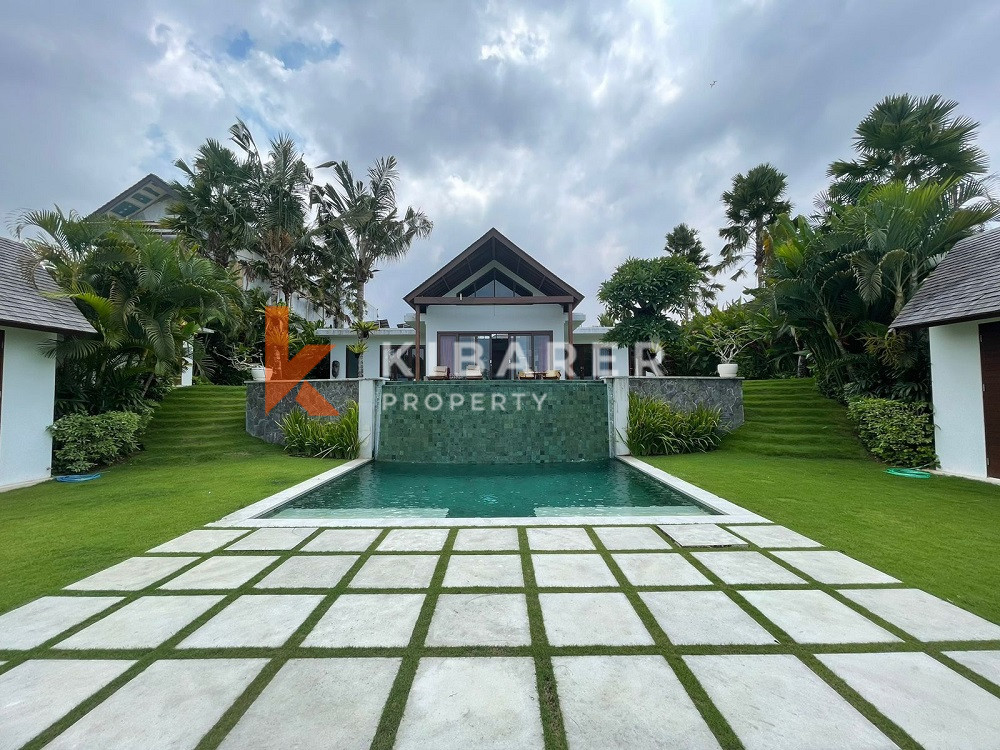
left=348, top=319, right=380, bottom=378
left=699, top=323, right=757, bottom=378
left=230, top=345, right=266, bottom=381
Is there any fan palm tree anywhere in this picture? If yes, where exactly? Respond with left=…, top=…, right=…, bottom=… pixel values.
left=663, top=223, right=723, bottom=316
left=311, top=156, right=433, bottom=319
left=717, top=164, right=792, bottom=285
left=163, top=139, right=252, bottom=267
left=829, top=94, right=989, bottom=201
left=228, top=120, right=316, bottom=305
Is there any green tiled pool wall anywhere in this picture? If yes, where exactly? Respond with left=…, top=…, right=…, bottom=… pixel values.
left=376, top=381, right=610, bottom=463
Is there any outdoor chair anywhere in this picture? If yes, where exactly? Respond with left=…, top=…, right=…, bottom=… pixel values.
left=427, top=365, right=450, bottom=380
left=518, top=369, right=537, bottom=379
left=464, top=365, right=484, bottom=380
left=543, top=369, right=561, bottom=380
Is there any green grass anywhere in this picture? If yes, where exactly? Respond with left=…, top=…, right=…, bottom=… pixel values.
left=0, top=386, right=334, bottom=613
left=644, top=378, right=1000, bottom=624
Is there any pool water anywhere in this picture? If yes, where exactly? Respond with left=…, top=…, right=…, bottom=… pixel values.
left=264, top=460, right=714, bottom=519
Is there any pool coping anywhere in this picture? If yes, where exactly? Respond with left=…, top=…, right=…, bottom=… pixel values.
left=207, top=456, right=771, bottom=528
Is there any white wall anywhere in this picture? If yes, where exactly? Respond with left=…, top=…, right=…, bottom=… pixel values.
left=929, top=319, right=997, bottom=478
left=327, top=332, right=416, bottom=378
left=0, top=327, right=56, bottom=490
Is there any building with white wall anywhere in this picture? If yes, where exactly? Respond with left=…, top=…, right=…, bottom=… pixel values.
left=320, top=228, right=634, bottom=381
left=892, top=227, right=1000, bottom=480
left=0, top=238, right=96, bottom=490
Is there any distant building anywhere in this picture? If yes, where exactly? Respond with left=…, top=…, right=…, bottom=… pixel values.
left=892, top=227, right=1000, bottom=480
left=0, top=238, right=96, bottom=490
left=321, top=228, right=635, bottom=380
left=94, top=173, right=331, bottom=321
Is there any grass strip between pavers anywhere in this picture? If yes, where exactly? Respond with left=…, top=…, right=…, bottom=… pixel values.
left=3, top=523, right=1000, bottom=749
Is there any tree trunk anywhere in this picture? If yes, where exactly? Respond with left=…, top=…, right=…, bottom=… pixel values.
left=754, top=219, right=766, bottom=286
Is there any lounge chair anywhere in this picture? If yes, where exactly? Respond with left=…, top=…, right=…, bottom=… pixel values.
left=464, top=365, right=484, bottom=380
left=518, top=369, right=537, bottom=379
left=543, top=369, right=561, bottom=380
left=426, top=365, right=450, bottom=380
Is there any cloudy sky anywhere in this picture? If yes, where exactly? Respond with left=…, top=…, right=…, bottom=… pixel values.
left=2, top=0, right=998, bottom=323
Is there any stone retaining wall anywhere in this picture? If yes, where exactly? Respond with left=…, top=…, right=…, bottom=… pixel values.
left=245, top=379, right=360, bottom=444
left=627, top=376, right=744, bottom=429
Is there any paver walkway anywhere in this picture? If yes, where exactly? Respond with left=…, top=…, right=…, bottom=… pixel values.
left=2, top=522, right=1000, bottom=749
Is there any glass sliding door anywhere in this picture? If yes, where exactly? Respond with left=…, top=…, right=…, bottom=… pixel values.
left=437, top=331, right=552, bottom=378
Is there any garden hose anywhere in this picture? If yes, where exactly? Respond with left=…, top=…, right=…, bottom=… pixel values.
left=885, top=467, right=931, bottom=479
left=55, top=474, right=102, bottom=483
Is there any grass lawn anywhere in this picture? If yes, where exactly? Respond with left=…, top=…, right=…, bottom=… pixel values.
left=0, top=387, right=334, bottom=613
left=645, top=378, right=1000, bottom=624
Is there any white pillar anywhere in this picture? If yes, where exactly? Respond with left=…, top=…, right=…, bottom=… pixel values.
left=605, top=376, right=630, bottom=456
left=179, top=338, right=194, bottom=387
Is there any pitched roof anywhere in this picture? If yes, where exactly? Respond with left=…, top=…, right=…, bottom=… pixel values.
left=90, top=173, right=177, bottom=220
left=0, top=237, right=96, bottom=335
left=892, top=227, right=1000, bottom=329
left=403, top=227, right=585, bottom=308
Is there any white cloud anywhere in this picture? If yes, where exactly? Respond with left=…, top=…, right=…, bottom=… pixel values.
left=1, top=0, right=999, bottom=326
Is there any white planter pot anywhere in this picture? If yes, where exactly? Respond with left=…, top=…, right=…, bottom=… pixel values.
left=717, top=363, right=739, bottom=378
left=250, top=365, right=267, bottom=382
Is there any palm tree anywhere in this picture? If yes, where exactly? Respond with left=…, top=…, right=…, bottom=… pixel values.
left=829, top=178, right=1000, bottom=316
left=663, top=223, right=722, bottom=316
left=311, top=156, right=433, bottom=319
left=16, top=209, right=242, bottom=410
left=229, top=120, right=316, bottom=305
left=829, top=94, right=989, bottom=201
left=163, top=139, right=252, bottom=267
left=717, top=164, right=792, bottom=285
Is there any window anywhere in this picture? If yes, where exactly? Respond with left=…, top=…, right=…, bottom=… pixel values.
left=458, top=268, right=533, bottom=299
left=437, top=332, right=551, bottom=378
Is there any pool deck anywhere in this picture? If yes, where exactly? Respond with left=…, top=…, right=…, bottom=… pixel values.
left=2, top=518, right=1000, bottom=748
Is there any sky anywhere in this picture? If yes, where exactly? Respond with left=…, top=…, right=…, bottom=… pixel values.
left=2, top=0, right=999, bottom=324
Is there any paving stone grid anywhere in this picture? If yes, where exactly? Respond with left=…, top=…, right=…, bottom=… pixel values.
left=2, top=523, right=1000, bottom=750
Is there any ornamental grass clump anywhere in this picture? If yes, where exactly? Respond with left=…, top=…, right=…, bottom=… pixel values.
left=625, top=394, right=722, bottom=456
left=280, top=401, right=361, bottom=459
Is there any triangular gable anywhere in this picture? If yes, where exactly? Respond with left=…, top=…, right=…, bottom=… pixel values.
left=403, top=227, right=584, bottom=308
left=90, top=173, right=178, bottom=220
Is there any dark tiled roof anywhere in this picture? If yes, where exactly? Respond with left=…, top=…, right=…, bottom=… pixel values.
left=0, top=237, right=96, bottom=335
left=403, top=227, right=585, bottom=307
left=892, top=227, right=1000, bottom=329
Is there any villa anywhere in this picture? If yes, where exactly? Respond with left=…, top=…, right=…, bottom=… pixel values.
left=0, top=238, right=96, bottom=490
left=892, top=226, right=1000, bottom=480
left=321, top=228, right=637, bottom=380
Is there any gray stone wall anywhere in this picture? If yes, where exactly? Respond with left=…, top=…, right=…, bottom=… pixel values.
left=246, top=379, right=360, bottom=444
left=377, top=380, right=610, bottom=463
left=628, top=376, right=744, bottom=429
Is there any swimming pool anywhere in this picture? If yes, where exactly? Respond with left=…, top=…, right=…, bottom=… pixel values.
left=262, top=459, right=715, bottom=519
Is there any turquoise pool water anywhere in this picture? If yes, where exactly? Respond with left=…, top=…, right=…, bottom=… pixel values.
left=263, top=460, right=714, bottom=519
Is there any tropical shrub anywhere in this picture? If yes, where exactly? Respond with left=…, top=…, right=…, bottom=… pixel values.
left=15, top=210, right=243, bottom=415
left=50, top=410, right=151, bottom=474
left=625, top=395, right=722, bottom=456
left=847, top=398, right=936, bottom=467
left=280, top=402, right=360, bottom=459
